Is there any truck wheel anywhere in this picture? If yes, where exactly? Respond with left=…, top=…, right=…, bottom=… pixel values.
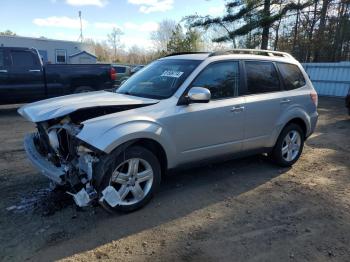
left=74, top=86, right=95, bottom=93
left=98, top=146, right=161, bottom=213
left=271, top=123, right=305, bottom=167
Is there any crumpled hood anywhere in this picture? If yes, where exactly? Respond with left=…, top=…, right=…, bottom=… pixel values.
left=18, top=91, right=159, bottom=123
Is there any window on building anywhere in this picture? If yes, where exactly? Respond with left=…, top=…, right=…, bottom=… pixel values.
left=245, top=61, right=280, bottom=94
left=56, top=49, right=67, bottom=64
left=277, top=63, right=306, bottom=90
left=191, top=61, right=240, bottom=100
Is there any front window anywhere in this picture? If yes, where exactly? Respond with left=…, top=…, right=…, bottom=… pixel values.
left=191, top=61, right=240, bottom=100
left=117, top=59, right=201, bottom=99
left=10, top=50, right=39, bottom=68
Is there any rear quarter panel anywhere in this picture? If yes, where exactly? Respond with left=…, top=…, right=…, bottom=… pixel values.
left=268, top=86, right=318, bottom=147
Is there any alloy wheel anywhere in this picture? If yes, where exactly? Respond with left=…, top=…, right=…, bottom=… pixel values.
left=281, top=130, right=301, bottom=162
left=108, top=158, right=154, bottom=206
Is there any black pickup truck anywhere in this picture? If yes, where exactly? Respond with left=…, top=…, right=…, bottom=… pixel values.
left=0, top=47, right=116, bottom=104
left=346, top=88, right=350, bottom=115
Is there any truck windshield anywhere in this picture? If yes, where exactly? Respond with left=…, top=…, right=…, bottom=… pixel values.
left=116, top=59, right=201, bottom=99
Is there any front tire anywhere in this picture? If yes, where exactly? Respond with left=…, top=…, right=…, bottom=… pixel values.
left=271, top=123, right=304, bottom=167
left=98, top=146, right=161, bottom=213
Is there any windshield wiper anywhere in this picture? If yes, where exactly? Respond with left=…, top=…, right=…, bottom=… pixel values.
left=118, top=91, right=132, bottom=95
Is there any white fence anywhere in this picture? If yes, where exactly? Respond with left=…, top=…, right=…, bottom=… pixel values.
left=302, top=61, right=350, bottom=97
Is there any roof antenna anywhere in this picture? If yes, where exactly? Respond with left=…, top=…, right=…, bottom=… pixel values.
left=78, top=10, right=83, bottom=42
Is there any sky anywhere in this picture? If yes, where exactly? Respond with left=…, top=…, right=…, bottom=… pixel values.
left=0, top=0, right=226, bottom=50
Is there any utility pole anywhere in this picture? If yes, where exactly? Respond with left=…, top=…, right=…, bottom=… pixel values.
left=78, top=10, right=83, bottom=42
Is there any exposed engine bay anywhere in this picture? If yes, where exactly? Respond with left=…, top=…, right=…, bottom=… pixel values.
left=22, top=102, right=156, bottom=207
left=33, top=115, right=101, bottom=207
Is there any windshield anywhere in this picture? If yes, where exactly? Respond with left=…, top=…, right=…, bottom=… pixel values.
left=116, top=59, right=201, bottom=99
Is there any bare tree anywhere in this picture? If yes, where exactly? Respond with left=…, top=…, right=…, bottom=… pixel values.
left=150, top=19, right=177, bottom=51
left=107, top=27, right=124, bottom=62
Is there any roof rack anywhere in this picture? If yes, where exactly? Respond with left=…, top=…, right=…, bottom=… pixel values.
left=209, top=49, right=294, bottom=59
left=164, top=51, right=210, bottom=57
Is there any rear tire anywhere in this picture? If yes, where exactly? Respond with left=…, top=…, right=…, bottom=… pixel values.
left=271, top=123, right=304, bottom=167
left=97, top=146, right=161, bottom=213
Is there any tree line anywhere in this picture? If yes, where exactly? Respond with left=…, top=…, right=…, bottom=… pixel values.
left=186, top=0, right=349, bottom=62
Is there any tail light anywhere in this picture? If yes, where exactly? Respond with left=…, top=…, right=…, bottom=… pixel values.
left=110, top=67, right=116, bottom=81
left=310, top=91, right=318, bottom=107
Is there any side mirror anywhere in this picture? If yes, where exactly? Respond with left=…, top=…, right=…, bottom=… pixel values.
left=187, top=87, right=211, bottom=103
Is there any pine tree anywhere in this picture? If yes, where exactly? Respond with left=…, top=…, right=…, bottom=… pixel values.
left=185, top=0, right=312, bottom=50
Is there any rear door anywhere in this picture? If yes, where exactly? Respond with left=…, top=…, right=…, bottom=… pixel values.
left=0, top=49, right=11, bottom=104
left=8, top=49, right=45, bottom=103
left=242, top=60, right=284, bottom=150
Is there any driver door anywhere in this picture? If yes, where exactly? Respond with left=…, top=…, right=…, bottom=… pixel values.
left=174, top=61, right=245, bottom=165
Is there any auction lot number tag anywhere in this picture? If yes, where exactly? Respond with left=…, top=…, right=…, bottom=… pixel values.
left=161, top=71, right=184, bottom=78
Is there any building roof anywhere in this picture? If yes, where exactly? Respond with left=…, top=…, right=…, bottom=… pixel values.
left=0, top=34, right=83, bottom=44
left=69, top=50, right=97, bottom=58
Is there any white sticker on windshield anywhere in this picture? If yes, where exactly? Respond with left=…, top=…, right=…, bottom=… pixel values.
left=161, top=70, right=184, bottom=78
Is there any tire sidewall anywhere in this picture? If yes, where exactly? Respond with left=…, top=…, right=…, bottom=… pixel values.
left=98, top=146, right=161, bottom=213
left=272, top=123, right=305, bottom=167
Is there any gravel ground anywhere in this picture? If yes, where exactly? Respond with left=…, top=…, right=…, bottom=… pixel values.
left=0, top=97, right=349, bottom=262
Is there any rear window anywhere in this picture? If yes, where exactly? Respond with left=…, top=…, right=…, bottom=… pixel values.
left=245, top=61, right=280, bottom=94
left=277, top=63, right=306, bottom=90
left=115, top=66, right=126, bottom=73
left=11, top=50, right=38, bottom=68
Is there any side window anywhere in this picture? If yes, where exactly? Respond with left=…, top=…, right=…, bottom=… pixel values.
left=55, top=49, right=67, bottom=64
left=0, top=50, right=4, bottom=68
left=245, top=61, right=280, bottom=94
left=10, top=50, right=38, bottom=68
left=191, top=61, right=240, bottom=100
left=277, top=63, right=306, bottom=90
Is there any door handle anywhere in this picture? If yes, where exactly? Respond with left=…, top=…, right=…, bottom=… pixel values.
left=230, top=106, right=245, bottom=113
left=280, top=99, right=291, bottom=104
left=0, top=69, right=8, bottom=73
left=29, top=69, right=41, bottom=72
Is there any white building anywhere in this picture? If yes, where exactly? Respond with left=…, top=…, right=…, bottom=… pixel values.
left=0, top=35, right=96, bottom=64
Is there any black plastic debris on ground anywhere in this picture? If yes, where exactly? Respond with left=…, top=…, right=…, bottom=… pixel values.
left=6, top=187, right=74, bottom=216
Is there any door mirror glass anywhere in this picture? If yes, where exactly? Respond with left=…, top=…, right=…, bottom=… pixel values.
left=188, top=87, right=211, bottom=103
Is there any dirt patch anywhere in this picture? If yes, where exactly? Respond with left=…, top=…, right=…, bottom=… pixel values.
left=0, top=97, right=349, bottom=261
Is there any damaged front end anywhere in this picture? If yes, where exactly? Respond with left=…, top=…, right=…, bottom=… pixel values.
left=24, top=116, right=102, bottom=207
left=18, top=91, right=160, bottom=209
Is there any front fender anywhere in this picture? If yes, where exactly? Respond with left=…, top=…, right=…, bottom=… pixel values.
left=77, top=119, right=177, bottom=168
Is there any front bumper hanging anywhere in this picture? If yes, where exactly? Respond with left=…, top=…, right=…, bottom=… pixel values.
left=24, top=133, right=66, bottom=185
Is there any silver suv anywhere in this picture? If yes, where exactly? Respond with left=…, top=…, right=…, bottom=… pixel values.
left=19, top=49, right=318, bottom=212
